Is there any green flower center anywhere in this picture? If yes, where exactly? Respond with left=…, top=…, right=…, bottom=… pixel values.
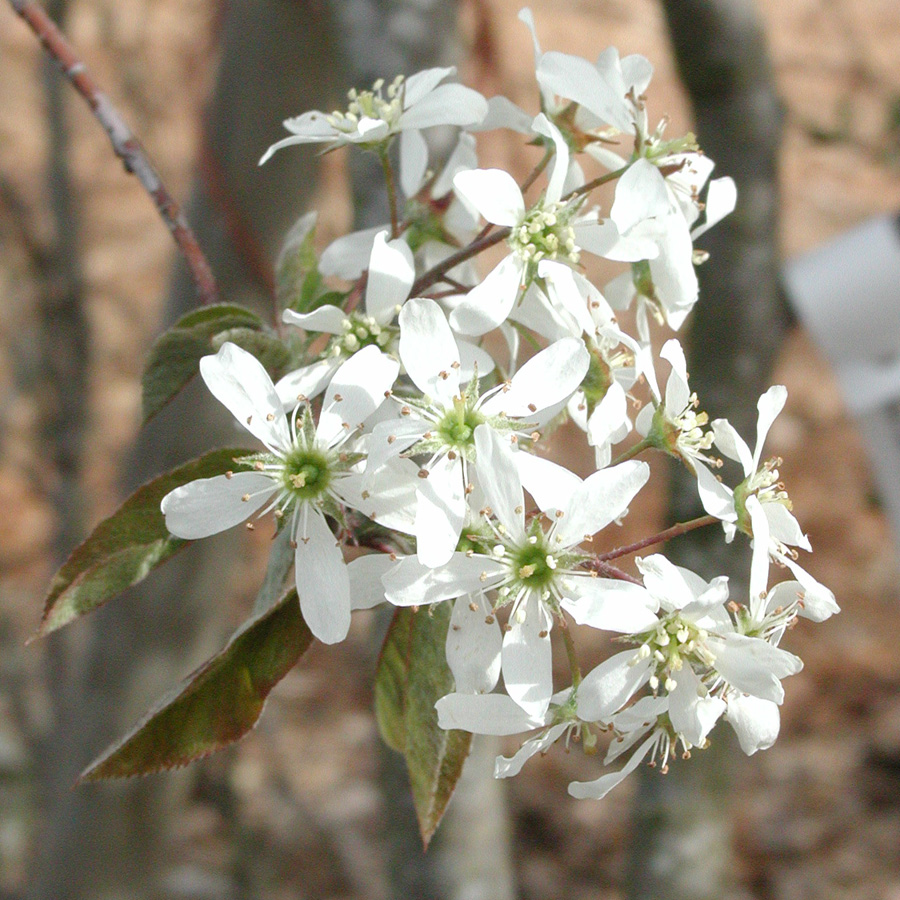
left=437, top=403, right=485, bottom=450
left=511, top=541, right=557, bottom=590
left=581, top=351, right=613, bottom=414
left=327, top=313, right=395, bottom=357
left=282, top=448, right=332, bottom=501
left=327, top=76, right=405, bottom=136
left=509, top=201, right=579, bottom=266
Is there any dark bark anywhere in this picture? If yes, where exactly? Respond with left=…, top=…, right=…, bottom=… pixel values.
left=626, top=2, right=788, bottom=899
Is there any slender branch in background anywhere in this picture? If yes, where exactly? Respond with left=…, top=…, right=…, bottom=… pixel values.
left=411, top=226, right=510, bottom=296
left=7, top=0, right=219, bottom=306
left=596, top=515, right=718, bottom=563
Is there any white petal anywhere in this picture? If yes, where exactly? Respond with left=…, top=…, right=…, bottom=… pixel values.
left=536, top=261, right=595, bottom=337
left=692, top=176, right=737, bottom=239
left=446, top=593, right=502, bottom=694
left=471, top=95, right=533, bottom=133
left=531, top=113, right=569, bottom=205
left=695, top=462, right=737, bottom=522
left=399, top=128, right=429, bottom=198
left=318, top=346, right=399, bottom=447
left=365, top=232, right=415, bottom=323
left=200, top=342, right=291, bottom=454
left=431, top=132, right=479, bottom=198
left=414, top=453, right=466, bottom=568
left=660, top=339, right=690, bottom=415
left=567, top=734, right=658, bottom=800
left=383, top=552, right=505, bottom=607
left=764, top=501, right=811, bottom=551
left=401, top=83, right=488, bottom=129
left=283, top=305, right=347, bottom=335
left=576, top=650, right=653, bottom=721
left=474, top=424, right=525, bottom=539
left=161, top=472, right=276, bottom=539
left=538, top=50, right=631, bottom=132
left=449, top=255, right=523, bottom=336
left=668, top=666, right=725, bottom=746
left=337, top=455, right=419, bottom=534
left=516, top=451, right=582, bottom=514
left=611, top=159, right=671, bottom=234
left=726, top=693, right=780, bottom=755
left=553, top=460, right=650, bottom=548
left=399, top=298, right=461, bottom=405
left=711, top=417, right=754, bottom=475
left=495, top=723, right=569, bottom=778
left=502, top=593, right=553, bottom=718
left=779, top=556, right=840, bottom=622
left=366, top=417, right=426, bottom=476
left=456, top=340, right=496, bottom=382
left=320, top=225, right=385, bottom=279
left=562, top=578, right=659, bottom=633
left=635, top=554, right=692, bottom=609
left=481, top=337, right=589, bottom=418
left=348, top=553, right=394, bottom=610
left=453, top=168, right=524, bottom=227
left=435, top=692, right=545, bottom=735
left=294, top=507, right=351, bottom=645
left=753, top=385, right=788, bottom=471
left=711, top=633, right=802, bottom=703
left=275, top=358, right=340, bottom=407
left=403, top=67, right=454, bottom=106
left=747, top=495, right=771, bottom=614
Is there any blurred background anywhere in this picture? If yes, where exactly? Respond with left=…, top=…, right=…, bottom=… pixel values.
left=1, top=0, right=900, bottom=897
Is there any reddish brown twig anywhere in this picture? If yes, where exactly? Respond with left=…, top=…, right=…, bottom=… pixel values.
left=593, top=514, right=719, bottom=565
left=7, top=0, right=219, bottom=305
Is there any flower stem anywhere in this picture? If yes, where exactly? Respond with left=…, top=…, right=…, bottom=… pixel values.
left=379, top=146, right=400, bottom=239
left=559, top=617, right=582, bottom=687
left=562, top=162, right=632, bottom=203
left=610, top=436, right=652, bottom=466
left=410, top=226, right=511, bottom=297
left=520, top=145, right=554, bottom=195
left=594, top=514, right=719, bottom=563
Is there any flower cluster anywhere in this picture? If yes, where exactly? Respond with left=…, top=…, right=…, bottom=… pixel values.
left=162, top=9, right=837, bottom=800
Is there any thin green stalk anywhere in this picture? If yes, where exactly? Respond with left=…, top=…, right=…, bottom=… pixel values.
left=611, top=436, right=652, bottom=466
left=559, top=618, right=582, bottom=687
left=379, top=145, right=400, bottom=239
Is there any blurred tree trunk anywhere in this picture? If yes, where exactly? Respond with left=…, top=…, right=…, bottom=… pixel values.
left=626, top=2, right=790, bottom=899
left=27, top=2, right=514, bottom=898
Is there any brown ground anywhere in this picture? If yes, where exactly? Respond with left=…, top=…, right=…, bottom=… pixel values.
left=2, top=0, right=900, bottom=896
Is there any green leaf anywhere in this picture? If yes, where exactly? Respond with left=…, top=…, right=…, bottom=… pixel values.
left=275, top=211, right=324, bottom=314
left=37, top=447, right=252, bottom=639
left=212, top=327, right=292, bottom=380
left=142, top=304, right=265, bottom=422
left=374, top=606, right=472, bottom=846
left=79, top=589, right=312, bottom=781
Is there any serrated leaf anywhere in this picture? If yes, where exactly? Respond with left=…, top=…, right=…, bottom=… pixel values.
left=79, top=589, right=312, bottom=781
left=142, top=304, right=265, bottom=422
left=37, top=448, right=252, bottom=639
left=374, top=606, right=472, bottom=846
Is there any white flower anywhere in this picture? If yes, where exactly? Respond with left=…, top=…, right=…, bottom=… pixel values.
left=448, top=114, right=587, bottom=336
left=636, top=339, right=734, bottom=517
left=275, top=231, right=413, bottom=406
left=368, top=297, right=590, bottom=567
left=711, top=386, right=840, bottom=622
left=160, top=342, right=400, bottom=644
left=259, top=67, right=488, bottom=169
left=383, top=424, right=649, bottom=717
left=436, top=686, right=592, bottom=779
left=602, top=158, right=737, bottom=334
